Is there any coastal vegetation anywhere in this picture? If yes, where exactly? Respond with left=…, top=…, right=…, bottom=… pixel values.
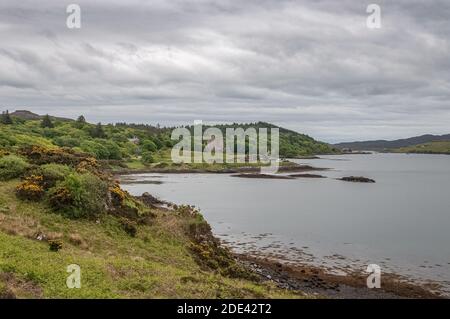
left=0, top=111, right=338, bottom=174
left=0, top=110, right=312, bottom=298
left=0, top=177, right=298, bottom=298
left=0, top=110, right=443, bottom=299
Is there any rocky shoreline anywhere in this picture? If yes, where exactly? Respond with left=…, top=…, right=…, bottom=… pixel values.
left=113, top=163, right=328, bottom=175
left=237, top=255, right=442, bottom=299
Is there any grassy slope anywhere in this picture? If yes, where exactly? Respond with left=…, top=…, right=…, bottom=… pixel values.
left=0, top=117, right=319, bottom=298
left=393, top=141, right=450, bottom=154
left=0, top=180, right=299, bottom=299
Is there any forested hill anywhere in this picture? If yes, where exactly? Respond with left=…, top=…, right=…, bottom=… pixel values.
left=1, top=110, right=337, bottom=163
left=188, top=121, right=338, bottom=157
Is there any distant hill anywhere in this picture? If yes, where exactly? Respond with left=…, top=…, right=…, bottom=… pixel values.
left=10, top=110, right=72, bottom=122
left=334, top=134, right=450, bottom=151
left=393, top=141, right=450, bottom=155
left=190, top=121, right=339, bottom=157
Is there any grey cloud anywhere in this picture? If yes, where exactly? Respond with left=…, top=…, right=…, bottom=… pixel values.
left=0, top=0, right=449, bottom=142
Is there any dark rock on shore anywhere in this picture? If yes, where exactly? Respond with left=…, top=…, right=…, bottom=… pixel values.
left=136, top=192, right=165, bottom=207
left=114, top=163, right=328, bottom=175
left=289, top=173, right=326, bottom=178
left=231, top=174, right=294, bottom=179
left=121, top=179, right=163, bottom=185
left=339, top=176, right=375, bottom=183
left=289, top=155, right=321, bottom=159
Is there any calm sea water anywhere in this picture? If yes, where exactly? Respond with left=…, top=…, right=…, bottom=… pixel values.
left=122, top=153, right=450, bottom=292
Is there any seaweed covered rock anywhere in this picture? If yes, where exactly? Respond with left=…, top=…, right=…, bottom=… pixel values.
left=137, top=192, right=164, bottom=208
left=339, top=176, right=376, bottom=183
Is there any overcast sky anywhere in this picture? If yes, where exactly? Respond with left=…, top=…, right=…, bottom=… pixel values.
left=1, top=0, right=449, bottom=142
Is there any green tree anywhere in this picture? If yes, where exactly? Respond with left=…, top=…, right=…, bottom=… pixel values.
left=90, top=122, right=106, bottom=138
left=1, top=110, right=13, bottom=125
left=41, top=114, right=54, bottom=128
left=77, top=115, right=86, bottom=123
left=153, top=137, right=163, bottom=149
left=141, top=139, right=157, bottom=152
left=141, top=151, right=155, bottom=165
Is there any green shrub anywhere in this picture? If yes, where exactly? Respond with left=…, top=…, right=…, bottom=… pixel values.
left=48, top=172, right=108, bottom=219
left=0, top=155, right=29, bottom=180
left=80, top=140, right=110, bottom=159
left=120, top=218, right=137, bottom=237
left=54, top=136, right=80, bottom=148
left=141, top=140, right=157, bottom=152
left=102, top=140, right=122, bottom=160
left=141, top=151, right=155, bottom=164
left=90, top=122, right=106, bottom=138
left=41, top=115, right=54, bottom=128
left=36, top=163, right=73, bottom=189
left=79, top=140, right=122, bottom=160
left=153, top=137, right=163, bottom=149
left=0, top=149, right=10, bottom=158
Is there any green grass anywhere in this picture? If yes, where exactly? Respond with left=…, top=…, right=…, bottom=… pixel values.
left=122, top=149, right=299, bottom=173
left=0, top=180, right=300, bottom=298
left=125, top=158, right=147, bottom=170
left=394, top=141, right=450, bottom=154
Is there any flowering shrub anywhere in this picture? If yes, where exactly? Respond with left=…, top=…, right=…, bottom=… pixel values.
left=48, top=172, right=108, bottom=219
left=47, top=186, right=73, bottom=210
left=75, top=157, right=99, bottom=173
left=110, top=184, right=126, bottom=205
left=19, top=145, right=97, bottom=168
left=15, top=175, right=45, bottom=201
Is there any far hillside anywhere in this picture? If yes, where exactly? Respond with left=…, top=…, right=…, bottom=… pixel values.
left=392, top=141, right=450, bottom=155
left=334, top=134, right=450, bottom=152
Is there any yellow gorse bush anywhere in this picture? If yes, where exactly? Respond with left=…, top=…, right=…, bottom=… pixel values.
left=15, top=176, right=45, bottom=201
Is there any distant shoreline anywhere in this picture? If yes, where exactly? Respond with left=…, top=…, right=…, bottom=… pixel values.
left=114, top=162, right=329, bottom=175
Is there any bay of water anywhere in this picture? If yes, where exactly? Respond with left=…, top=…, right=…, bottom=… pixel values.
left=122, top=153, right=450, bottom=293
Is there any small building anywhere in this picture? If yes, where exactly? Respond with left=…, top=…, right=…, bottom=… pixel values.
left=128, top=136, right=140, bottom=145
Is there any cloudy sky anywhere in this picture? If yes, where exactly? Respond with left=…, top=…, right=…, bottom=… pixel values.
left=1, top=0, right=449, bottom=142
